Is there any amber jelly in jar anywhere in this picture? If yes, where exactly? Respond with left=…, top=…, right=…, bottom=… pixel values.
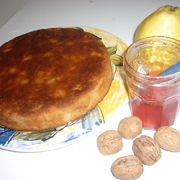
left=124, top=36, right=180, bottom=130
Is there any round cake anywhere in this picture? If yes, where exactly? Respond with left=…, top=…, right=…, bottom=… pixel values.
left=0, top=28, right=112, bottom=131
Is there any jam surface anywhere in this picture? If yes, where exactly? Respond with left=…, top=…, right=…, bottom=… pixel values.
left=130, top=71, right=179, bottom=130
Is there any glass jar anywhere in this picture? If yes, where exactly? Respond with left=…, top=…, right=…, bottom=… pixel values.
left=124, top=36, right=180, bottom=130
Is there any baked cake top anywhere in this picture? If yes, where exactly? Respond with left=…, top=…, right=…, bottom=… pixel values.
left=0, top=28, right=112, bottom=131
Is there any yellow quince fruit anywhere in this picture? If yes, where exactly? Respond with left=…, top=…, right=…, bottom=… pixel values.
left=134, top=5, right=180, bottom=41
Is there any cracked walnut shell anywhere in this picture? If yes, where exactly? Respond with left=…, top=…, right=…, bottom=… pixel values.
left=97, top=130, right=123, bottom=155
left=132, top=135, right=162, bottom=166
left=111, top=155, right=144, bottom=180
left=118, top=116, right=143, bottom=139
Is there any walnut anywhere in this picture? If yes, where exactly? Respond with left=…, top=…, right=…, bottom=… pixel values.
left=118, top=116, right=143, bottom=139
left=132, top=135, right=162, bottom=166
left=97, top=130, right=123, bottom=155
left=111, top=155, right=144, bottom=180
left=154, top=126, right=180, bottom=152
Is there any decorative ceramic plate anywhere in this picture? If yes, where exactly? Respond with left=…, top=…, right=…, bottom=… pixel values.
left=0, top=27, right=128, bottom=152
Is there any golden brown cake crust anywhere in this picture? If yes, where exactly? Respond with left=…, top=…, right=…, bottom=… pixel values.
left=0, top=28, right=112, bottom=131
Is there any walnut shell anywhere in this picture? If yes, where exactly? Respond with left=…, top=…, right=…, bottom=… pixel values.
left=154, top=126, right=180, bottom=152
left=132, top=135, right=162, bottom=166
left=97, top=130, right=123, bottom=155
left=118, top=116, right=143, bottom=139
left=111, top=155, right=144, bottom=180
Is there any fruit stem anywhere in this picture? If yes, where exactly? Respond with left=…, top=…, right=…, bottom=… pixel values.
left=170, top=7, right=175, bottom=12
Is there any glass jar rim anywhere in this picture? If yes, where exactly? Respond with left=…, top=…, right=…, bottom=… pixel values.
left=124, top=36, right=180, bottom=86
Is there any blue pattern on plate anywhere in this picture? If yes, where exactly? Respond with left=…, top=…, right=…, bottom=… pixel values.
left=0, top=127, right=17, bottom=146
